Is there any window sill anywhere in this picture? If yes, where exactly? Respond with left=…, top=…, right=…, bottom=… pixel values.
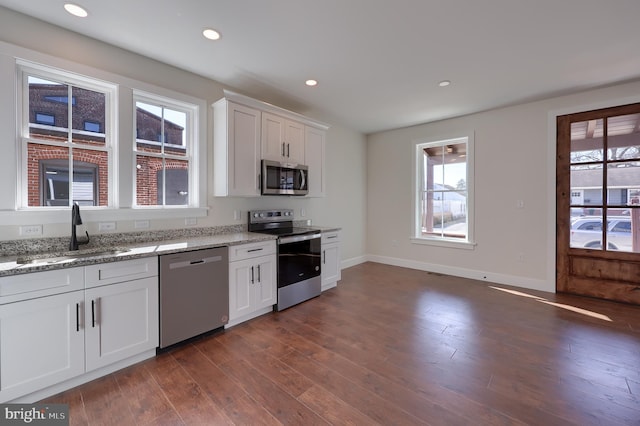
left=411, top=237, right=476, bottom=250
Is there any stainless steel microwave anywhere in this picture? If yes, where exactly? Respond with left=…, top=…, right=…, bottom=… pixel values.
left=261, top=160, right=308, bottom=196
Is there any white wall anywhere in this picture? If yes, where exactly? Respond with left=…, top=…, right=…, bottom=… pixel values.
left=366, top=80, right=640, bottom=293
left=0, top=7, right=367, bottom=263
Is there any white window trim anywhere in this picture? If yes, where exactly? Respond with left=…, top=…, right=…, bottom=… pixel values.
left=132, top=89, right=199, bottom=209
left=16, top=60, right=118, bottom=210
left=411, top=132, right=476, bottom=249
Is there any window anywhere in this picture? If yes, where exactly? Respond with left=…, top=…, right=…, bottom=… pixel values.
left=83, top=120, right=101, bottom=133
left=34, top=112, right=55, bottom=126
left=413, top=134, right=474, bottom=247
left=19, top=66, right=115, bottom=208
left=133, top=92, right=197, bottom=207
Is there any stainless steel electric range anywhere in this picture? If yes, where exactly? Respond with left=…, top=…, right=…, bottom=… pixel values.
left=248, top=209, right=321, bottom=311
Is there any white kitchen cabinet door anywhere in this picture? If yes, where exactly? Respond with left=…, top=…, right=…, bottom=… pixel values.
left=228, top=257, right=256, bottom=323
left=85, top=277, right=159, bottom=371
left=228, top=253, right=277, bottom=327
left=321, top=231, right=342, bottom=291
left=261, top=112, right=305, bottom=164
left=254, top=255, right=277, bottom=310
left=213, top=100, right=261, bottom=196
left=0, top=291, right=85, bottom=402
left=284, top=119, right=305, bottom=164
left=305, top=126, right=326, bottom=197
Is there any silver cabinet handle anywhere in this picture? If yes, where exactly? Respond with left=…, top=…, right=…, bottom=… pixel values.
left=287, top=143, right=290, bottom=158
left=250, top=266, right=255, bottom=284
left=91, top=299, right=96, bottom=328
left=282, top=142, right=285, bottom=157
left=76, top=303, right=80, bottom=332
left=257, top=264, right=261, bottom=282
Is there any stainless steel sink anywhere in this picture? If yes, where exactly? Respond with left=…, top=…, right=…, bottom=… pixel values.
left=16, top=248, right=130, bottom=265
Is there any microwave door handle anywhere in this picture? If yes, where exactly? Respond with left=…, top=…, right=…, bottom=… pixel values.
left=300, top=169, right=306, bottom=190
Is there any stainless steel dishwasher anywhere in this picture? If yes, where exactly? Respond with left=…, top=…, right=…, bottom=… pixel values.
left=159, top=247, right=228, bottom=348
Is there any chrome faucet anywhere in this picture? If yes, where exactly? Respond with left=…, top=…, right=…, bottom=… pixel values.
left=70, top=203, right=90, bottom=251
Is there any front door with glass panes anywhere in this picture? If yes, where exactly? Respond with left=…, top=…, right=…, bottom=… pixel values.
left=556, top=103, right=640, bottom=304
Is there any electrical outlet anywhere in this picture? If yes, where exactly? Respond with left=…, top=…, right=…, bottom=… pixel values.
left=134, top=220, right=150, bottom=229
left=19, top=225, right=43, bottom=236
left=300, top=208, right=306, bottom=217
left=234, top=210, right=241, bottom=221
left=98, top=222, right=116, bottom=232
left=185, top=217, right=197, bottom=226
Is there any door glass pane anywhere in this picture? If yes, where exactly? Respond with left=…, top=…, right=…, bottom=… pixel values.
left=607, top=162, right=640, bottom=206
left=570, top=215, right=603, bottom=250
left=607, top=114, right=640, bottom=161
left=570, top=164, right=602, bottom=206
left=606, top=208, right=639, bottom=253
left=571, top=119, right=604, bottom=164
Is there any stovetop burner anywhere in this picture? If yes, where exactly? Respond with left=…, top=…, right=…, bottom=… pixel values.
left=247, top=209, right=319, bottom=237
left=255, top=226, right=319, bottom=237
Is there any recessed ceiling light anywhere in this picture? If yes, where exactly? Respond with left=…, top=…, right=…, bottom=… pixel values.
left=64, top=3, right=88, bottom=18
left=438, top=80, right=451, bottom=87
left=305, top=79, right=318, bottom=87
left=202, top=29, right=221, bottom=40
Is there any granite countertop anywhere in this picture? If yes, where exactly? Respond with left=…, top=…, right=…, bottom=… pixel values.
left=0, top=223, right=341, bottom=278
left=0, top=231, right=276, bottom=277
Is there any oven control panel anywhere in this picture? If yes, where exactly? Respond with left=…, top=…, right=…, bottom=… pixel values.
left=249, top=209, right=294, bottom=223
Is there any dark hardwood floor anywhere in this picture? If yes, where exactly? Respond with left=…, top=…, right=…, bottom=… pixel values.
left=43, top=262, right=640, bottom=425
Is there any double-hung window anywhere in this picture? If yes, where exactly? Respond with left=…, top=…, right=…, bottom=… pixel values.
left=413, top=134, right=475, bottom=248
left=19, top=64, right=115, bottom=208
left=133, top=92, right=198, bottom=207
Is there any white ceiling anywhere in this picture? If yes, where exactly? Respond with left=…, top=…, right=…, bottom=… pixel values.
left=2, top=0, right=640, bottom=134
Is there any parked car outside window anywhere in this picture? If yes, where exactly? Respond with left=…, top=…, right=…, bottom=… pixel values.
left=570, top=216, right=632, bottom=251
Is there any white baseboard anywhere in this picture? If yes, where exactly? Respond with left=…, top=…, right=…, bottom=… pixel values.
left=364, top=254, right=554, bottom=293
left=341, top=255, right=367, bottom=270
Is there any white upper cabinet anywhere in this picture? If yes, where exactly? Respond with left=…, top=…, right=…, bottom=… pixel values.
left=213, top=99, right=261, bottom=197
left=213, top=90, right=329, bottom=198
left=305, top=126, right=326, bottom=197
left=261, top=112, right=305, bottom=164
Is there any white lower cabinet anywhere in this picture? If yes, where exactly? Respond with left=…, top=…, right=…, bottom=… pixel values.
left=0, top=290, right=85, bottom=402
left=321, top=230, right=342, bottom=291
left=227, top=241, right=277, bottom=328
left=0, top=257, right=159, bottom=403
left=85, top=276, right=158, bottom=371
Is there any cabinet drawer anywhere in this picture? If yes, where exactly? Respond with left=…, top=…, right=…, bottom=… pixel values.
left=85, top=257, right=158, bottom=288
left=229, top=240, right=276, bottom=262
left=321, top=231, right=341, bottom=244
left=0, top=267, right=84, bottom=305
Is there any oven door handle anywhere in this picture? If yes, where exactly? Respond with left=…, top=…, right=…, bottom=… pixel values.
left=278, top=232, right=321, bottom=245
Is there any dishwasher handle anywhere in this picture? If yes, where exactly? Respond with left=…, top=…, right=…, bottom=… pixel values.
left=168, top=255, right=223, bottom=270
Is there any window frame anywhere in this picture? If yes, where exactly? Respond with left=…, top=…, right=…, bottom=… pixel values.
left=132, top=90, right=199, bottom=208
left=17, top=61, right=117, bottom=210
left=411, top=132, right=476, bottom=249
